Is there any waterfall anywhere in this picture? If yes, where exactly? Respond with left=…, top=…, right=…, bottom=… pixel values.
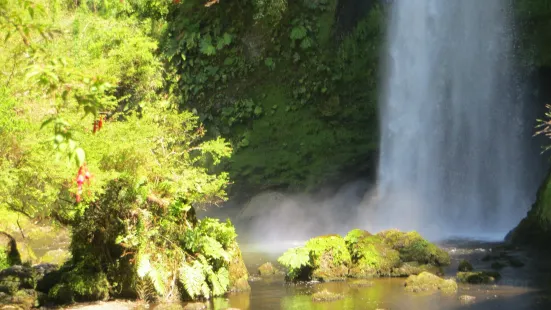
left=374, top=0, right=537, bottom=239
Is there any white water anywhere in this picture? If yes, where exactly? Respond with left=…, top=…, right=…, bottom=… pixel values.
left=374, top=0, right=535, bottom=239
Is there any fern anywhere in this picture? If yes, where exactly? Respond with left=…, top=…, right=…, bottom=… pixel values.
left=208, top=267, right=229, bottom=296
left=179, top=260, right=208, bottom=299
left=199, top=236, right=230, bottom=262
left=278, top=246, right=311, bottom=279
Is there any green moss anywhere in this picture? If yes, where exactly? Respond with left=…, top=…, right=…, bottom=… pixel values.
left=306, top=235, right=351, bottom=281
left=508, top=170, right=551, bottom=246
left=0, top=248, right=8, bottom=271
left=377, top=230, right=450, bottom=266
left=311, top=289, right=344, bottom=302
left=344, top=229, right=400, bottom=278
left=0, top=266, right=38, bottom=295
left=456, top=271, right=501, bottom=284
left=48, top=268, right=109, bottom=304
left=404, top=272, right=457, bottom=295
left=391, top=262, right=442, bottom=277
left=227, top=242, right=250, bottom=292
left=458, top=260, right=473, bottom=272
left=0, top=233, right=22, bottom=268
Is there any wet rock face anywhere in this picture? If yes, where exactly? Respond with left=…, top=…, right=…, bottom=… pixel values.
left=404, top=272, right=457, bottom=294
left=227, top=242, right=250, bottom=292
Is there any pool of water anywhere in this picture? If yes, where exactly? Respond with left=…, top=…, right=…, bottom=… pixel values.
left=206, top=240, right=551, bottom=310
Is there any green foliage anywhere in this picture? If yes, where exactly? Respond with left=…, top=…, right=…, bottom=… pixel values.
left=514, top=0, right=551, bottom=67
left=277, top=247, right=311, bottom=280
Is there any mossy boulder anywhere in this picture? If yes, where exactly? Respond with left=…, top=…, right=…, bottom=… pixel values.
left=227, top=242, right=250, bottom=292
left=391, top=262, right=442, bottom=277
left=47, top=266, right=109, bottom=304
left=344, top=229, right=400, bottom=278
left=456, top=271, right=501, bottom=284
left=458, top=260, right=473, bottom=272
left=257, top=262, right=279, bottom=276
left=0, top=232, right=21, bottom=270
left=377, top=229, right=450, bottom=266
left=306, top=235, right=351, bottom=282
left=404, top=271, right=457, bottom=294
left=0, top=266, right=38, bottom=295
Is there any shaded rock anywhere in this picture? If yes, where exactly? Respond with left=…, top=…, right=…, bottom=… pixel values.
left=458, top=260, right=473, bottom=272
left=257, top=262, right=279, bottom=276
left=40, top=249, right=71, bottom=265
left=307, top=235, right=351, bottom=282
left=404, top=271, right=457, bottom=294
left=0, top=233, right=21, bottom=270
left=508, top=257, right=525, bottom=268
left=227, top=242, right=250, bottom=292
left=47, top=268, right=109, bottom=304
left=34, top=264, right=61, bottom=294
left=378, top=230, right=451, bottom=266
left=311, top=289, right=344, bottom=302
left=0, top=266, right=37, bottom=294
left=457, top=271, right=501, bottom=284
left=459, top=295, right=476, bottom=304
left=345, top=229, right=400, bottom=278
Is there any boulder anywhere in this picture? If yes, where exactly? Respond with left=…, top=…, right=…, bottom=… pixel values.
left=391, top=262, right=442, bottom=277
left=0, top=266, right=37, bottom=295
left=377, top=230, right=450, bottom=266
left=344, top=229, right=400, bottom=278
left=47, top=268, right=109, bottom=304
left=257, top=262, right=279, bottom=276
left=404, top=271, right=457, bottom=294
left=456, top=271, right=501, bottom=284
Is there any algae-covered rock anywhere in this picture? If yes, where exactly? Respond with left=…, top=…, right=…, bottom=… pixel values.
left=345, top=229, right=400, bottom=278
left=377, top=230, right=450, bottom=266
left=456, top=271, right=501, bottom=284
left=307, top=235, right=351, bottom=282
left=311, top=289, right=344, bottom=302
left=391, top=261, right=442, bottom=277
left=257, top=262, right=279, bottom=276
left=227, top=242, right=250, bottom=292
left=404, top=271, right=457, bottom=294
left=0, top=233, right=21, bottom=270
left=0, top=266, right=37, bottom=295
left=458, top=260, right=473, bottom=272
left=47, top=268, right=109, bottom=304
